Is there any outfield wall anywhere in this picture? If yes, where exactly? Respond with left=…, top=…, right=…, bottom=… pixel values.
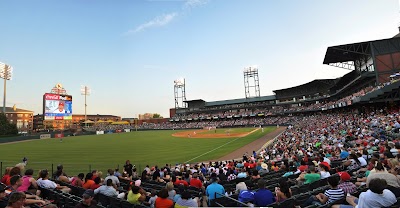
left=0, top=131, right=96, bottom=144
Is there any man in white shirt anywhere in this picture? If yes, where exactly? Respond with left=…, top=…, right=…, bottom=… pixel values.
left=104, top=169, right=120, bottom=187
left=332, top=178, right=397, bottom=208
left=356, top=153, right=367, bottom=166
left=52, top=102, right=65, bottom=114
left=94, top=179, right=118, bottom=197
left=36, top=170, right=71, bottom=193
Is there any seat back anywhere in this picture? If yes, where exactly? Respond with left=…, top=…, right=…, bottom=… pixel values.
left=96, top=193, right=111, bottom=207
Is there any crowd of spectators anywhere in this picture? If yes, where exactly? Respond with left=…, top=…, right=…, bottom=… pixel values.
left=4, top=77, right=400, bottom=207
left=3, top=105, right=400, bottom=207
left=171, top=77, right=400, bottom=122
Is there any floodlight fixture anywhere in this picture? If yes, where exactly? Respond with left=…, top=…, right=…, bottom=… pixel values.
left=174, top=78, right=185, bottom=86
left=174, top=78, right=187, bottom=109
left=0, top=62, right=13, bottom=113
left=243, top=65, right=260, bottom=98
left=243, top=65, right=258, bottom=73
left=81, top=85, right=91, bottom=122
left=81, top=85, right=91, bottom=95
left=0, top=62, right=13, bottom=80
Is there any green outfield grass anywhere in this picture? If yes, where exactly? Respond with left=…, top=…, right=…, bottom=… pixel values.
left=196, top=127, right=255, bottom=135
left=0, top=127, right=276, bottom=176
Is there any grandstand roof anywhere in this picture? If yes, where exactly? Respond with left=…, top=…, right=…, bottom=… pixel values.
left=273, top=79, right=337, bottom=99
left=323, top=41, right=371, bottom=65
left=323, top=37, right=400, bottom=66
left=393, top=27, right=400, bottom=38
left=205, top=95, right=276, bottom=107
left=0, top=107, right=33, bottom=113
left=183, top=99, right=205, bottom=103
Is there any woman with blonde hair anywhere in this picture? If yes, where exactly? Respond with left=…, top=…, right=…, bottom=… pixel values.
left=166, top=182, right=176, bottom=201
left=388, top=158, right=400, bottom=177
left=14, top=164, right=25, bottom=173
left=367, top=161, right=400, bottom=197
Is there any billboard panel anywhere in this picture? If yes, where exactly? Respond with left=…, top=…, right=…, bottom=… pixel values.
left=43, top=93, right=72, bottom=120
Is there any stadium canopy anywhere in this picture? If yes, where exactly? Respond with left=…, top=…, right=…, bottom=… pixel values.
left=273, top=79, right=337, bottom=99
left=205, top=95, right=276, bottom=107
left=323, top=37, right=400, bottom=72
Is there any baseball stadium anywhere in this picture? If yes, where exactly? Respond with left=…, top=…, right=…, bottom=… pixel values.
left=2, top=31, right=400, bottom=207
left=2, top=3, right=400, bottom=208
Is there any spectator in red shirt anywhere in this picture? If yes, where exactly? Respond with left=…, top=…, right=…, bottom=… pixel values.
left=5, top=167, right=21, bottom=186
left=83, top=173, right=95, bottom=189
left=155, top=188, right=173, bottom=208
left=189, top=173, right=203, bottom=189
left=0, top=167, right=11, bottom=184
left=91, top=170, right=99, bottom=180
left=89, top=177, right=101, bottom=190
left=172, top=175, right=188, bottom=187
left=298, top=160, right=308, bottom=173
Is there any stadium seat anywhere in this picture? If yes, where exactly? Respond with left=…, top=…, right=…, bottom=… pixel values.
left=213, top=197, right=241, bottom=207
left=120, top=200, right=135, bottom=208
left=319, top=178, right=328, bottom=186
left=95, top=193, right=111, bottom=207
left=293, top=192, right=311, bottom=206
left=309, top=180, right=320, bottom=190
left=298, top=183, right=310, bottom=193
left=274, top=198, right=295, bottom=208
left=109, top=197, right=123, bottom=207
left=290, top=185, right=300, bottom=196
left=69, top=185, right=86, bottom=197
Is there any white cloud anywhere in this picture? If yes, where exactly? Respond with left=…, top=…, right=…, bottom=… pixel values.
left=125, top=0, right=208, bottom=35
left=126, top=13, right=178, bottom=34
left=183, top=0, right=208, bottom=10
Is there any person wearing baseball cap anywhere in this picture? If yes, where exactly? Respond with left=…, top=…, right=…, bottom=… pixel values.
left=337, top=172, right=357, bottom=195
left=319, top=163, right=331, bottom=179
left=75, top=189, right=96, bottom=208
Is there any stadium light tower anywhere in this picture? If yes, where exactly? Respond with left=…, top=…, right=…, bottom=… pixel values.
left=0, top=62, right=13, bottom=113
left=243, top=66, right=261, bottom=99
left=80, top=85, right=91, bottom=121
left=174, top=78, right=187, bottom=109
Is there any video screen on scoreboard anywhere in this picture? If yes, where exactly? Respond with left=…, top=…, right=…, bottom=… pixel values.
left=43, top=93, right=72, bottom=120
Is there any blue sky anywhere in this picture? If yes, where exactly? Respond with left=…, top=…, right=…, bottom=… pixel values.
left=0, top=0, right=399, bottom=118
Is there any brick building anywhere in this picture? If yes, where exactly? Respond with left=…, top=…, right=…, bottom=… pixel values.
left=1, top=105, right=33, bottom=132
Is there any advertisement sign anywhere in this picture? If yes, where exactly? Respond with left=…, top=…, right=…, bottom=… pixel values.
left=96, top=131, right=104, bottom=135
left=40, top=134, right=51, bottom=139
left=44, top=93, right=73, bottom=120
left=55, top=133, right=64, bottom=138
left=124, top=129, right=131, bottom=132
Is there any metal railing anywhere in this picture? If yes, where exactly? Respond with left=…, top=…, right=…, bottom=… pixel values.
left=214, top=192, right=249, bottom=207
